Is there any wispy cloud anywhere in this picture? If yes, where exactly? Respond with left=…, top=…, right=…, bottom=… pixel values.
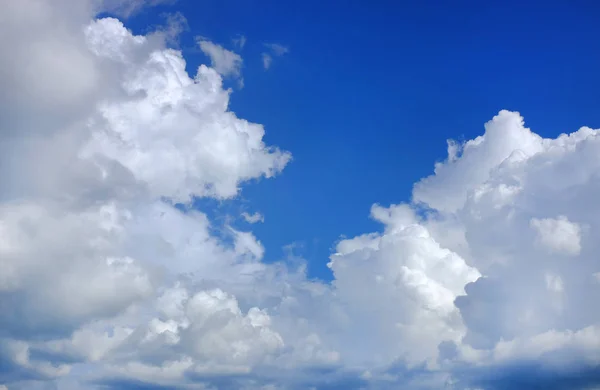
left=241, top=211, right=264, bottom=224
left=262, top=53, right=273, bottom=70
left=197, top=38, right=243, bottom=82
left=232, top=34, right=247, bottom=49
left=261, top=42, right=289, bottom=70
left=264, top=42, right=289, bottom=56
left=100, top=0, right=177, bottom=18
left=154, top=12, right=188, bottom=46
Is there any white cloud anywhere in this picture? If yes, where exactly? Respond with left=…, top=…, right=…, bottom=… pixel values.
left=326, top=204, right=480, bottom=368
left=413, top=110, right=544, bottom=213
left=3, top=1, right=600, bottom=389
left=417, top=111, right=600, bottom=387
left=83, top=22, right=288, bottom=201
left=0, top=1, right=292, bottom=387
left=261, top=43, right=289, bottom=70
left=242, top=211, right=264, bottom=224
left=198, top=38, right=243, bottom=79
left=530, top=215, right=582, bottom=256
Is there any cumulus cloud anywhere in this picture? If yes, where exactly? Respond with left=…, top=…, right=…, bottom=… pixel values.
left=2, top=1, right=600, bottom=390
left=531, top=215, right=582, bottom=256
left=325, top=204, right=480, bottom=369
left=421, top=111, right=600, bottom=387
left=0, top=1, right=291, bottom=388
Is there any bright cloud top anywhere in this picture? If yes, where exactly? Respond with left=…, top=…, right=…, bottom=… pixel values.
left=1, top=1, right=600, bottom=390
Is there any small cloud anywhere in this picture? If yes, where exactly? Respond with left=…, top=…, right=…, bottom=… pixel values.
left=155, top=12, right=188, bottom=46
left=261, top=42, right=289, bottom=70
left=282, top=241, right=304, bottom=255
left=262, top=53, right=273, bottom=70
left=197, top=38, right=243, bottom=81
left=241, top=212, right=264, bottom=224
left=232, top=34, right=247, bottom=49
left=101, top=0, right=176, bottom=18
left=264, top=43, right=289, bottom=56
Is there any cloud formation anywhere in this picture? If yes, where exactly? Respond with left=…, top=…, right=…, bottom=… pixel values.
left=1, top=2, right=600, bottom=390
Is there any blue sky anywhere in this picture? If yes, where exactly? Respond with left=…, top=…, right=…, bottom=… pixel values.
left=125, top=0, right=600, bottom=280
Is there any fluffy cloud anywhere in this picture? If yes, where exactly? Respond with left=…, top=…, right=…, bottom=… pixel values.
left=2, top=1, right=600, bottom=390
left=326, top=204, right=480, bottom=368
left=0, top=1, right=291, bottom=388
left=91, top=287, right=285, bottom=387
left=530, top=215, right=582, bottom=256
left=419, top=111, right=600, bottom=387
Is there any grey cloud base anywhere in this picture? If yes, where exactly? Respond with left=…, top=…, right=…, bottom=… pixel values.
left=1, top=1, right=600, bottom=390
